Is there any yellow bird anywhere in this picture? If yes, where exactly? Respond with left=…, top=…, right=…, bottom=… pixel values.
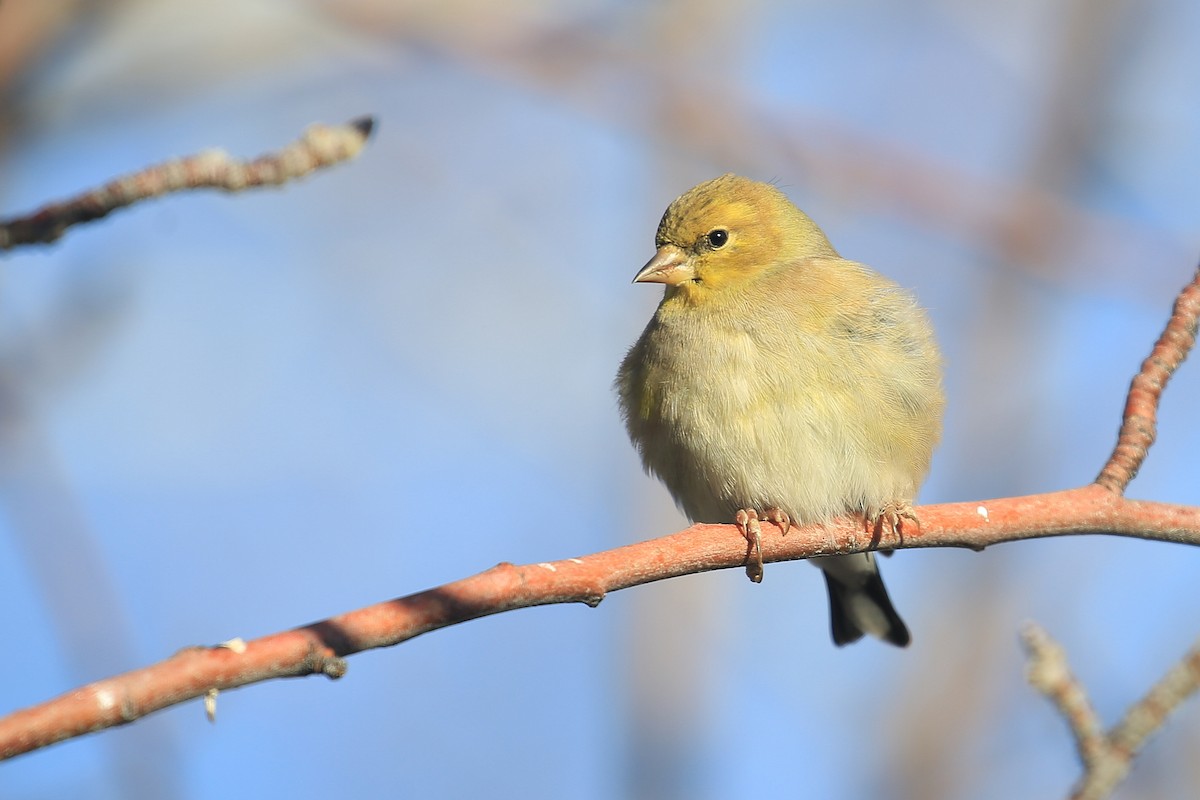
left=616, top=174, right=944, bottom=646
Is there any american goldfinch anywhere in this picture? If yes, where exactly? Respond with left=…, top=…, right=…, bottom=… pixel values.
left=617, top=174, right=943, bottom=647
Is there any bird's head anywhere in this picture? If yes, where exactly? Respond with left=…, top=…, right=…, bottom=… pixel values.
left=633, top=174, right=837, bottom=305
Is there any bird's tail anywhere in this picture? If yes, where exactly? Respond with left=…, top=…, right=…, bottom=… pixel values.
left=813, top=553, right=910, bottom=647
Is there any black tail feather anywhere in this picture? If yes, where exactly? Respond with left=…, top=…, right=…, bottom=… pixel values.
left=823, top=567, right=911, bottom=648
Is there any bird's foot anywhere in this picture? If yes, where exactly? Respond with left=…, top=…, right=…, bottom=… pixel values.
left=869, top=501, right=919, bottom=544
left=736, top=507, right=790, bottom=583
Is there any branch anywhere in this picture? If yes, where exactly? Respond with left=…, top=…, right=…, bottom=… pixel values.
left=1022, top=624, right=1200, bottom=800
left=1, top=486, right=1198, bottom=761
left=0, top=116, right=376, bottom=250
left=1096, top=265, right=1200, bottom=493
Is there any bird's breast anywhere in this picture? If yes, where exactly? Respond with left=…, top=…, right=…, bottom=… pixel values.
left=622, top=308, right=811, bottom=519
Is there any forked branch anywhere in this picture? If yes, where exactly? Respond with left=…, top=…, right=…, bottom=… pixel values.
left=1023, top=624, right=1200, bottom=800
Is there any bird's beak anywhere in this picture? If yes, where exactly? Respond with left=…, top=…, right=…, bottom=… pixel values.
left=632, top=246, right=694, bottom=285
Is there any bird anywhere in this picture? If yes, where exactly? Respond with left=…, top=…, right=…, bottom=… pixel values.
left=616, top=174, right=943, bottom=646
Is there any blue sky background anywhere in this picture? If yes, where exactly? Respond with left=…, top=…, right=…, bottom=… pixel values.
left=2, top=1, right=1200, bottom=798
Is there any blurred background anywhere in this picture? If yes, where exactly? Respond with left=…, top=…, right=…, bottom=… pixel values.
left=2, top=1, right=1199, bottom=798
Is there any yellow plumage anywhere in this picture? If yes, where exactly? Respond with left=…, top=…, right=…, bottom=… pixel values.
left=616, top=174, right=944, bottom=646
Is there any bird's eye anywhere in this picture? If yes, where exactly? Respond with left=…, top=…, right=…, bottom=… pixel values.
left=706, top=229, right=729, bottom=249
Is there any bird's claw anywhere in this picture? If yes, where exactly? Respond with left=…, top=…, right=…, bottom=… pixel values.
left=870, top=502, right=920, bottom=542
left=736, top=507, right=790, bottom=583
left=736, top=509, right=764, bottom=583
left=764, top=506, right=791, bottom=536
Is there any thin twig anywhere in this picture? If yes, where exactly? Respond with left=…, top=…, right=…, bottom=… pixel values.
left=1095, top=264, right=1200, bottom=493
left=1022, top=624, right=1200, bottom=800
left=0, top=116, right=376, bottom=250
left=1022, top=625, right=1108, bottom=771
left=1109, top=641, right=1200, bottom=762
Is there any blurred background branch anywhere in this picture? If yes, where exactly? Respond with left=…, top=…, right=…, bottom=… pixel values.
left=1024, top=624, right=1200, bottom=800
left=0, top=117, right=374, bottom=249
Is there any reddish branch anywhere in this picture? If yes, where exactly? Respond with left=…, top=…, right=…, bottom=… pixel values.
left=1023, top=624, right=1200, bottom=800
left=1096, top=266, right=1200, bottom=493
left=1, top=487, right=1198, bottom=760
left=0, top=116, right=375, bottom=250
